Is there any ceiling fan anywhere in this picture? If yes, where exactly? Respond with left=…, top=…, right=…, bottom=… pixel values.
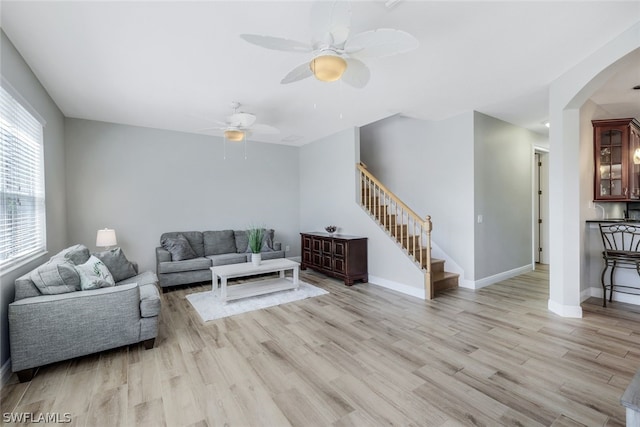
left=199, top=102, right=279, bottom=142
left=240, top=1, right=419, bottom=88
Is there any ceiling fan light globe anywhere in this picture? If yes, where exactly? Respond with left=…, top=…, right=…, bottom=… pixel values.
left=224, top=129, right=245, bottom=142
left=310, top=55, right=347, bottom=82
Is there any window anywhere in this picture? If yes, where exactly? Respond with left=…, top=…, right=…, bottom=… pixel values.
left=0, top=84, right=46, bottom=269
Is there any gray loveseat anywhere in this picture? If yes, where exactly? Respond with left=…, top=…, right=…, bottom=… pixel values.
left=156, top=229, right=284, bottom=291
left=8, top=245, right=161, bottom=382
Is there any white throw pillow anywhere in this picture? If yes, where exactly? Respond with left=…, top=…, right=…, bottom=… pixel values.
left=75, top=255, right=116, bottom=290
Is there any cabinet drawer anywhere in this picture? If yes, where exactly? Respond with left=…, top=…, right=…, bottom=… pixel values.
left=334, top=241, right=346, bottom=257
left=302, top=250, right=312, bottom=264
left=322, top=240, right=332, bottom=253
left=334, top=257, right=345, bottom=273
left=312, top=238, right=322, bottom=252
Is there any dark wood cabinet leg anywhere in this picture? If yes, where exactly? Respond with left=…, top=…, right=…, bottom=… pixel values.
left=16, top=368, right=34, bottom=382
left=143, top=338, right=156, bottom=350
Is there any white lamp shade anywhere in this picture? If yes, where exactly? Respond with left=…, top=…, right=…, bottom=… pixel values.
left=96, top=228, right=117, bottom=248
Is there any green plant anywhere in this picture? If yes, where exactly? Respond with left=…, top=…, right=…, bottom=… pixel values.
left=247, top=227, right=264, bottom=254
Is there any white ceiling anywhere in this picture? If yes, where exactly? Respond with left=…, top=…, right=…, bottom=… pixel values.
left=2, top=1, right=639, bottom=146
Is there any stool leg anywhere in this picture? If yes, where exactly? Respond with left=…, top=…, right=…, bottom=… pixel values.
left=609, top=261, right=617, bottom=303
left=600, top=258, right=608, bottom=307
left=601, top=263, right=608, bottom=308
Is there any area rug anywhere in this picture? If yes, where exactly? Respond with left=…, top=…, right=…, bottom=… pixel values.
left=186, top=281, right=328, bottom=322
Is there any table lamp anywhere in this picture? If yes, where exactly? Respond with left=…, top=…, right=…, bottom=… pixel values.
left=96, top=228, right=117, bottom=250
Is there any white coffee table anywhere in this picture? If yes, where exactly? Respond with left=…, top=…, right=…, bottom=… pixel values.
left=211, top=258, right=300, bottom=303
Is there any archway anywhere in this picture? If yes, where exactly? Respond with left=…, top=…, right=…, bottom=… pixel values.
left=548, top=23, right=640, bottom=318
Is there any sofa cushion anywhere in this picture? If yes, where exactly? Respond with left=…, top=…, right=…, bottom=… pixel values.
left=118, top=270, right=158, bottom=287
left=261, top=250, right=285, bottom=261
left=161, top=234, right=197, bottom=261
left=30, top=259, right=81, bottom=295
left=139, top=283, right=161, bottom=318
left=161, top=231, right=204, bottom=257
left=235, top=229, right=275, bottom=253
left=75, top=255, right=116, bottom=290
left=157, top=257, right=212, bottom=274
left=51, top=244, right=91, bottom=265
left=207, top=253, right=248, bottom=267
left=234, top=230, right=249, bottom=253
left=93, top=247, right=137, bottom=282
left=204, top=230, right=237, bottom=255
left=262, top=229, right=275, bottom=252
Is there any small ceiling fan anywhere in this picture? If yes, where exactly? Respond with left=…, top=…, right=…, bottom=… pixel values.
left=240, top=1, right=419, bottom=88
left=199, top=102, right=279, bottom=142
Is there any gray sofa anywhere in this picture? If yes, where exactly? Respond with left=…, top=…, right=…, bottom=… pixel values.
left=8, top=245, right=161, bottom=382
left=156, top=229, right=284, bottom=291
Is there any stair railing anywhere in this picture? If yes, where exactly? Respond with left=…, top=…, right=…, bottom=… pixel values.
left=357, top=162, right=433, bottom=299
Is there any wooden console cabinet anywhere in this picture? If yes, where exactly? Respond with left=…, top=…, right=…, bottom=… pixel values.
left=300, top=232, right=368, bottom=286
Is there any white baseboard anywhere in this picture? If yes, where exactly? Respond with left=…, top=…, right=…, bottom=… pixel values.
left=468, top=264, right=533, bottom=290
left=548, top=299, right=583, bottom=318
left=580, top=287, right=593, bottom=302
left=582, top=286, right=640, bottom=305
left=368, top=275, right=425, bottom=300
left=1, top=358, right=11, bottom=388
left=369, top=265, right=533, bottom=298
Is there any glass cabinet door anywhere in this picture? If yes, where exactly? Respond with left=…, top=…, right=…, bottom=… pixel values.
left=630, top=126, right=640, bottom=198
left=593, top=119, right=640, bottom=202
left=599, top=129, right=623, bottom=197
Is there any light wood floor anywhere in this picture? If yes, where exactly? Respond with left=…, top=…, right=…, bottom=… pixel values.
left=2, top=265, right=640, bottom=426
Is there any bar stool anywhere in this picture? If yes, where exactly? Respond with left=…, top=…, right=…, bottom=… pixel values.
left=599, top=223, right=640, bottom=307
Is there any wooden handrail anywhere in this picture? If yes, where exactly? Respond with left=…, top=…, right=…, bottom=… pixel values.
left=357, top=162, right=434, bottom=299
left=357, top=163, right=425, bottom=228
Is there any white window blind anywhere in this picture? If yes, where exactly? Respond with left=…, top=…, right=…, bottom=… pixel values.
left=0, top=85, right=46, bottom=269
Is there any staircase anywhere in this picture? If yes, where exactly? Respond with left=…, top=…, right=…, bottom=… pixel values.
left=357, top=163, right=459, bottom=299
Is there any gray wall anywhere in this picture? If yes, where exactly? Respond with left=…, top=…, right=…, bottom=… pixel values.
left=299, top=127, right=425, bottom=296
left=0, top=31, right=68, bottom=367
left=64, top=118, right=300, bottom=273
left=360, top=113, right=476, bottom=282
left=473, top=112, right=536, bottom=279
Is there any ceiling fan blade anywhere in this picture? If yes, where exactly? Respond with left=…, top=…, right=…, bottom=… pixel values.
left=345, top=29, right=419, bottom=59
left=281, top=62, right=313, bottom=84
left=341, top=58, right=370, bottom=89
left=250, top=123, right=280, bottom=135
left=310, top=1, right=351, bottom=48
left=240, top=34, right=312, bottom=53
left=227, top=112, right=256, bottom=128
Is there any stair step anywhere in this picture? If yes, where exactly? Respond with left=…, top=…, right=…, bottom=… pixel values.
left=363, top=195, right=380, bottom=205
left=366, top=204, right=387, bottom=217
left=433, top=271, right=459, bottom=292
left=379, top=214, right=398, bottom=226
left=401, top=234, right=421, bottom=247
left=373, top=206, right=391, bottom=218
left=431, top=258, right=445, bottom=273
left=389, top=224, right=408, bottom=237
